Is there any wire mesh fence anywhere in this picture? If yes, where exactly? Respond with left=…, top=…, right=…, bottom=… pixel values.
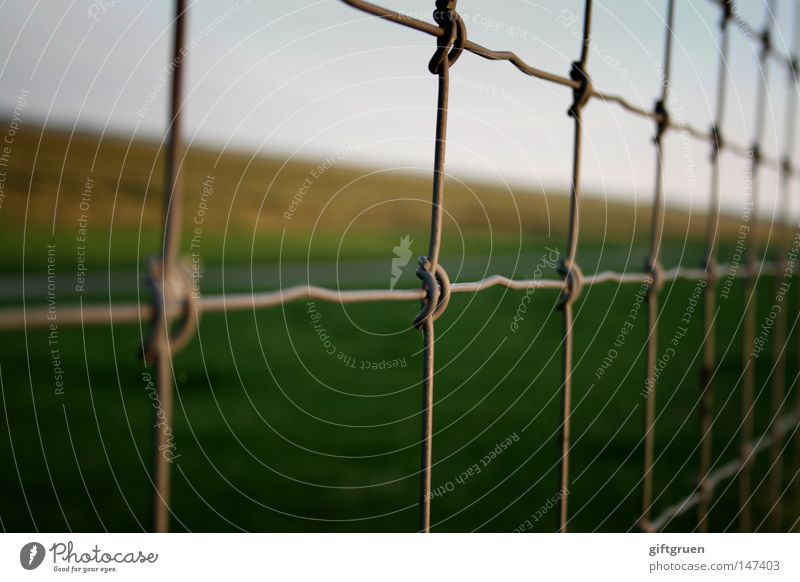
left=1, top=0, right=800, bottom=533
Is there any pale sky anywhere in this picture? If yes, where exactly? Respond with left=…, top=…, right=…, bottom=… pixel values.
left=1, top=0, right=798, bottom=218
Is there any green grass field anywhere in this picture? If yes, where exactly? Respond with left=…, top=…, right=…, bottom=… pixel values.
left=1, top=125, right=798, bottom=532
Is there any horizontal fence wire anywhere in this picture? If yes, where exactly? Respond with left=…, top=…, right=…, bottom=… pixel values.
left=0, top=264, right=783, bottom=331
left=649, top=408, right=800, bottom=531
left=341, top=0, right=797, bottom=176
left=1, top=0, right=799, bottom=532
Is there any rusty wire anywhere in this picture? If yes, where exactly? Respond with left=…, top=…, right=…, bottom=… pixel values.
left=552, top=0, right=593, bottom=534
left=640, top=0, right=675, bottom=533
left=707, top=0, right=795, bottom=67
left=737, top=0, right=776, bottom=534
left=411, top=0, right=464, bottom=533
left=147, top=0, right=188, bottom=534
left=2, top=0, right=800, bottom=533
left=0, top=262, right=777, bottom=332
left=649, top=408, right=800, bottom=531
left=771, top=0, right=800, bottom=532
left=695, top=0, right=732, bottom=534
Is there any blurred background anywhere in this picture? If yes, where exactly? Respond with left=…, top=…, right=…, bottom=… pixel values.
left=0, top=0, right=799, bottom=532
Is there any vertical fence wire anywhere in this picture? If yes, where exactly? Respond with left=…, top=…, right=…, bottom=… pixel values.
left=415, top=0, right=463, bottom=533
left=739, top=0, right=776, bottom=533
left=10, top=0, right=793, bottom=533
left=141, top=0, right=800, bottom=534
left=151, top=0, right=187, bottom=533
left=557, top=0, right=593, bottom=534
left=697, top=0, right=732, bottom=532
left=769, top=0, right=800, bottom=532
left=641, top=0, right=676, bottom=531
left=790, top=9, right=800, bottom=533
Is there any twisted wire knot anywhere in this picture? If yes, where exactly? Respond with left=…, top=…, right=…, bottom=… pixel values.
left=760, top=29, right=772, bottom=54
left=645, top=258, right=665, bottom=296
left=428, top=0, right=466, bottom=75
left=782, top=156, right=793, bottom=179
left=710, top=124, right=724, bottom=157
left=557, top=257, right=584, bottom=310
left=750, top=143, right=762, bottom=166
left=568, top=61, right=593, bottom=118
left=720, top=0, right=733, bottom=25
left=741, top=442, right=756, bottom=463
left=698, top=473, right=714, bottom=494
left=141, top=257, right=199, bottom=366
left=654, top=99, right=670, bottom=142
left=702, top=255, right=718, bottom=278
left=413, top=256, right=451, bottom=328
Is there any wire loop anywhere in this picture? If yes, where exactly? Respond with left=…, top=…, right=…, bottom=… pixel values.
left=645, top=259, right=665, bottom=296
left=141, top=257, right=199, bottom=366
left=751, top=143, right=762, bottom=166
left=710, top=123, right=724, bottom=157
left=654, top=99, right=670, bottom=142
left=761, top=29, right=772, bottom=54
left=782, top=156, right=793, bottom=178
left=556, top=257, right=584, bottom=310
left=720, top=0, right=733, bottom=25
left=568, top=61, right=593, bottom=118
left=413, top=256, right=451, bottom=328
left=428, top=0, right=466, bottom=74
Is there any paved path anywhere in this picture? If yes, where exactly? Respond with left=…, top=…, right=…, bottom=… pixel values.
left=1, top=246, right=698, bottom=302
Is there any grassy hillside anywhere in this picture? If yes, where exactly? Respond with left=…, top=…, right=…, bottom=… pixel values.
left=0, top=123, right=765, bottom=274
left=1, top=125, right=798, bottom=532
